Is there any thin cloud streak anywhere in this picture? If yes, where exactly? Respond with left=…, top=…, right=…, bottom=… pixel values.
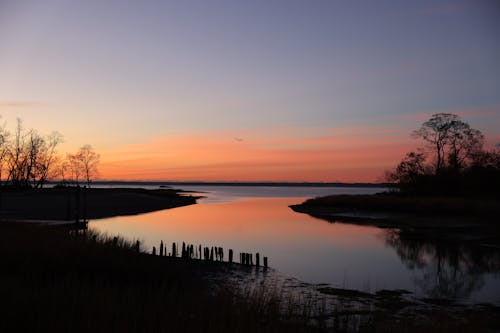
left=98, top=126, right=414, bottom=182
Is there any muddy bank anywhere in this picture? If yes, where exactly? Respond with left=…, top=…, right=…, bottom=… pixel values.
left=0, top=187, right=198, bottom=221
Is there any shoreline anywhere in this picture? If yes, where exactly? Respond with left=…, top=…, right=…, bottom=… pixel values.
left=0, top=187, right=198, bottom=221
left=290, top=193, right=500, bottom=246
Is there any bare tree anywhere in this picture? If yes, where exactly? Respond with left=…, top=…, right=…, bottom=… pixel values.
left=0, top=119, right=9, bottom=184
left=77, top=144, right=100, bottom=186
left=413, top=113, right=484, bottom=174
left=34, top=131, right=63, bottom=187
left=67, top=153, right=82, bottom=186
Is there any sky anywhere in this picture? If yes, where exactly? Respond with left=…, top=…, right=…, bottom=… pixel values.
left=0, top=0, right=499, bottom=182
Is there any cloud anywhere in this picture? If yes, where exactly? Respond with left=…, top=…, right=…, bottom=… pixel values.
left=0, top=101, right=41, bottom=109
left=97, top=126, right=414, bottom=182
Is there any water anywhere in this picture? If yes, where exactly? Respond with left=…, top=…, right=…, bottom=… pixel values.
left=89, top=185, right=500, bottom=305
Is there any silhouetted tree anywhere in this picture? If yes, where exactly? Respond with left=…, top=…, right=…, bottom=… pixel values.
left=389, top=113, right=498, bottom=195
left=67, top=153, right=82, bottom=186
left=0, top=119, right=9, bottom=183
left=77, top=144, right=100, bottom=186
left=412, top=113, right=484, bottom=174
left=387, top=151, right=429, bottom=193
left=0, top=116, right=101, bottom=188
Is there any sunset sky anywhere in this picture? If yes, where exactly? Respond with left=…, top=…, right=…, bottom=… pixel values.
left=1, top=0, right=499, bottom=182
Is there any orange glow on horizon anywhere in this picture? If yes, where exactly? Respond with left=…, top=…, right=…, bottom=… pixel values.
left=94, top=127, right=415, bottom=182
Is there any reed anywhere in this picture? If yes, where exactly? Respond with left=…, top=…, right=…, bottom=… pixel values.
left=0, top=223, right=319, bottom=333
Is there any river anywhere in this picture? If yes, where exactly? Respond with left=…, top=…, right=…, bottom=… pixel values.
left=89, top=185, right=500, bottom=305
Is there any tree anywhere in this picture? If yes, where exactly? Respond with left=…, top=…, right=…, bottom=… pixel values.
left=3, top=118, right=63, bottom=188
left=0, top=119, right=9, bottom=183
left=387, top=152, right=427, bottom=188
left=389, top=113, right=498, bottom=196
left=67, top=153, right=82, bottom=186
left=76, top=145, right=100, bottom=186
left=412, top=113, right=484, bottom=174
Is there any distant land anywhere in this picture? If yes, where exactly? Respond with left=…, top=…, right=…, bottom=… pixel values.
left=49, top=181, right=389, bottom=188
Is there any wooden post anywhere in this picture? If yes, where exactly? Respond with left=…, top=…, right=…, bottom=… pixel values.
left=229, top=249, right=233, bottom=264
left=152, top=246, right=156, bottom=256
left=219, top=247, right=224, bottom=262
left=210, top=247, right=214, bottom=261
left=199, top=245, right=202, bottom=259
left=250, top=253, right=253, bottom=266
left=190, top=245, right=194, bottom=259
left=135, top=240, right=140, bottom=253
left=160, top=241, right=164, bottom=256
left=172, top=243, right=177, bottom=258
left=264, top=257, right=268, bottom=269
left=75, top=186, right=80, bottom=223
left=256, top=253, right=260, bottom=267
left=112, top=236, right=118, bottom=248
left=83, top=186, right=87, bottom=222
left=66, top=188, right=71, bottom=220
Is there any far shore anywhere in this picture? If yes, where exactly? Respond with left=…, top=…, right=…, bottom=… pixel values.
left=290, top=193, right=500, bottom=244
left=0, top=187, right=198, bottom=221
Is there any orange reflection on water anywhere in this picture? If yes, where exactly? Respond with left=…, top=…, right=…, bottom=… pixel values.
left=91, top=197, right=382, bottom=253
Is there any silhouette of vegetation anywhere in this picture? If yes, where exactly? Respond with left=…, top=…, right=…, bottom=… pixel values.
left=65, top=144, right=100, bottom=186
left=2, top=223, right=498, bottom=332
left=387, top=113, right=500, bottom=196
left=0, top=117, right=99, bottom=188
left=0, top=223, right=324, bottom=332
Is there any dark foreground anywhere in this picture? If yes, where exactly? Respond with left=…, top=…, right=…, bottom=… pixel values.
left=0, top=187, right=197, bottom=220
left=0, top=223, right=316, bottom=333
left=1, top=223, right=499, bottom=332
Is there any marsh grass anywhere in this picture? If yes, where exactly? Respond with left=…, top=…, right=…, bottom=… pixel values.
left=1, top=223, right=498, bottom=332
left=0, top=223, right=320, bottom=333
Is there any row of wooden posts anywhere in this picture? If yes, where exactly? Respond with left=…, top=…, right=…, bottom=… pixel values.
left=139, top=240, right=268, bottom=269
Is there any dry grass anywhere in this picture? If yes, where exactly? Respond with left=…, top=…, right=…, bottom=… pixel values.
left=0, top=223, right=319, bottom=333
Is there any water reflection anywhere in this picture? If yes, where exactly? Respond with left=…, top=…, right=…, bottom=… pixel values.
left=90, top=188, right=500, bottom=304
left=384, top=229, right=500, bottom=301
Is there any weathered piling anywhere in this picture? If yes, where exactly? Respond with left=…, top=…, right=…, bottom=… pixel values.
left=264, top=257, right=268, bottom=269
left=256, top=253, right=260, bottom=267
left=135, top=240, right=140, bottom=253
left=160, top=241, right=164, bottom=256
left=210, top=247, right=214, bottom=261
left=219, top=247, right=224, bottom=262
left=112, top=236, right=118, bottom=248
left=199, top=245, right=202, bottom=259
left=75, top=186, right=81, bottom=223
left=172, top=242, right=177, bottom=258
left=229, top=249, right=233, bottom=263
left=83, top=186, right=87, bottom=222
left=152, top=246, right=156, bottom=256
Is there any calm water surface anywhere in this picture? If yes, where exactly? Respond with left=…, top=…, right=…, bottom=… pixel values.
left=90, top=186, right=500, bottom=304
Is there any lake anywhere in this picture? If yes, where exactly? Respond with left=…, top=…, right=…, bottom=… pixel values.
left=89, top=185, right=500, bottom=305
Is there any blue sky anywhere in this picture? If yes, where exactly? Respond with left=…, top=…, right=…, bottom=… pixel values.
left=0, top=0, right=499, bottom=180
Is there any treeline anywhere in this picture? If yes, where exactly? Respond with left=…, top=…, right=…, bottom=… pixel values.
left=0, top=118, right=99, bottom=188
left=387, top=113, right=500, bottom=196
